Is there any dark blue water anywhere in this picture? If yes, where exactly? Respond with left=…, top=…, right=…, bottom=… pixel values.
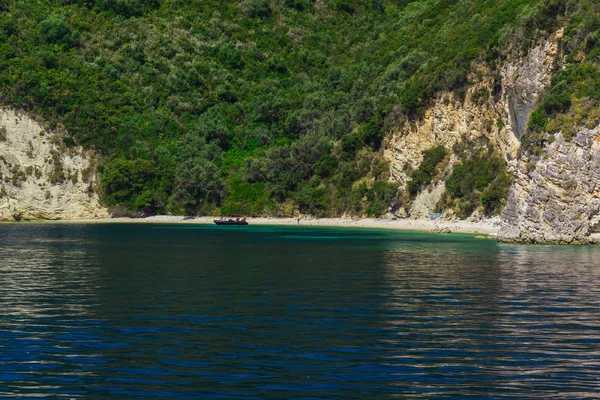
left=1, top=223, right=600, bottom=398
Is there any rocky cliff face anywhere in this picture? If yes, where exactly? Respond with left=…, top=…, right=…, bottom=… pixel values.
left=498, top=128, right=600, bottom=244
left=384, top=30, right=562, bottom=217
left=0, top=108, right=108, bottom=221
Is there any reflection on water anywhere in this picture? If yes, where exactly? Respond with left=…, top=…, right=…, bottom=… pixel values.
left=381, top=242, right=600, bottom=398
left=1, top=224, right=600, bottom=398
left=0, top=225, right=103, bottom=398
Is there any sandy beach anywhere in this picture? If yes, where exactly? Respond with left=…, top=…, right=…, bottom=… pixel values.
left=41, top=215, right=502, bottom=237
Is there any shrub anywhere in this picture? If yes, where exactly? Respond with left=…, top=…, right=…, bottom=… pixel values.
left=365, top=201, right=384, bottom=217
left=217, top=42, right=243, bottom=69
left=38, top=14, right=72, bottom=45
left=315, top=155, right=338, bottom=178
left=524, top=52, right=600, bottom=154
left=101, top=158, right=157, bottom=210
left=0, top=0, right=561, bottom=217
left=407, top=145, right=447, bottom=196
left=96, top=0, right=160, bottom=17
left=49, top=161, right=66, bottom=185
left=221, top=178, right=271, bottom=216
left=335, top=0, right=355, bottom=14
left=241, top=0, right=272, bottom=18
left=283, top=0, right=312, bottom=11
left=481, top=171, right=512, bottom=214
left=445, top=162, right=475, bottom=199
left=340, top=132, right=366, bottom=160
left=441, top=149, right=512, bottom=217
left=471, top=88, right=490, bottom=105
left=296, top=186, right=331, bottom=216
left=173, top=135, right=224, bottom=213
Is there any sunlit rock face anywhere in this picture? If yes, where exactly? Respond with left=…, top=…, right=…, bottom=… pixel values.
left=383, top=30, right=562, bottom=218
left=0, top=107, right=108, bottom=221
left=499, top=127, right=600, bottom=244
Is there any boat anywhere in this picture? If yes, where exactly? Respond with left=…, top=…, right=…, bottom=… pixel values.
left=214, top=214, right=248, bottom=225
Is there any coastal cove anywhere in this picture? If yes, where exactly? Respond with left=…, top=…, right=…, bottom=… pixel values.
left=9, top=215, right=600, bottom=244
left=6, top=216, right=501, bottom=236
left=1, top=223, right=600, bottom=398
left=3, top=1, right=600, bottom=397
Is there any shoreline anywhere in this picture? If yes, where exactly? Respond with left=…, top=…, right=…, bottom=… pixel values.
left=7, top=216, right=502, bottom=236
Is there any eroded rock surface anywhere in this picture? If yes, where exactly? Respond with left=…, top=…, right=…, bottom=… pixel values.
left=499, top=128, right=600, bottom=244
left=383, top=31, right=562, bottom=217
left=502, top=29, right=562, bottom=142
left=0, top=107, right=108, bottom=221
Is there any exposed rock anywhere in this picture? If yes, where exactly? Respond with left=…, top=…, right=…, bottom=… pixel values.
left=498, top=127, right=600, bottom=244
left=503, top=29, right=563, bottom=143
left=0, top=107, right=109, bottom=221
left=392, top=207, right=408, bottom=219
left=383, top=31, right=562, bottom=217
left=430, top=226, right=451, bottom=234
left=409, top=181, right=446, bottom=219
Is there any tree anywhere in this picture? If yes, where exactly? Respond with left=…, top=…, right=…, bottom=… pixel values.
left=38, top=14, right=72, bottom=45
left=101, top=158, right=156, bottom=210
left=407, top=145, right=447, bottom=196
left=173, top=135, right=224, bottom=213
left=241, top=0, right=272, bottom=18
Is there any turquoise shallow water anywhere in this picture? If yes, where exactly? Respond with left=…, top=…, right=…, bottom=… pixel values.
left=1, top=223, right=600, bottom=398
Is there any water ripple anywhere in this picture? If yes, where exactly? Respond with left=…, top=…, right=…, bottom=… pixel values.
left=0, top=224, right=599, bottom=398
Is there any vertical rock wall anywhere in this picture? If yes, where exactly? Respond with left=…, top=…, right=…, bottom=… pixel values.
left=498, top=129, right=600, bottom=244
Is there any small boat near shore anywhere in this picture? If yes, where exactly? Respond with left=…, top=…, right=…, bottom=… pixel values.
left=214, top=214, right=248, bottom=226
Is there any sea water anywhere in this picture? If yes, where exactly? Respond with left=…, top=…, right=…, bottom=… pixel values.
left=1, top=223, right=599, bottom=398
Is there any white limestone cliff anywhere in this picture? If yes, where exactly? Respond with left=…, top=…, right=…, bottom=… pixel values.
left=0, top=107, right=108, bottom=221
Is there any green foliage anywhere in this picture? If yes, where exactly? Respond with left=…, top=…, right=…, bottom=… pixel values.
left=102, top=158, right=157, bottom=211
left=524, top=62, right=600, bottom=152
left=365, top=180, right=397, bottom=217
left=471, top=88, right=490, bottom=105
left=0, top=0, right=542, bottom=216
left=241, top=0, right=272, bottom=18
left=407, top=145, right=447, bottom=196
left=283, top=0, right=312, bottom=12
left=522, top=0, right=600, bottom=154
left=173, top=135, right=224, bottom=213
left=96, top=0, right=160, bottom=17
left=217, top=42, right=244, bottom=69
left=38, top=14, right=76, bottom=45
left=296, top=184, right=331, bottom=217
left=441, top=148, right=512, bottom=217
left=334, top=0, right=356, bottom=14
left=315, top=155, right=338, bottom=178
left=481, top=171, right=513, bottom=215
left=221, top=177, right=272, bottom=216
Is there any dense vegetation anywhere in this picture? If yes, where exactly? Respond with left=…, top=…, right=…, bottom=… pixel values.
left=0, top=0, right=570, bottom=216
left=439, top=144, right=512, bottom=218
left=524, top=0, right=600, bottom=156
left=407, top=145, right=447, bottom=197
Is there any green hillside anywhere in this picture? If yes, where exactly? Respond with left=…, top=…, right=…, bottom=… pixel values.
left=524, top=1, right=600, bottom=156
left=0, top=0, right=577, bottom=216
